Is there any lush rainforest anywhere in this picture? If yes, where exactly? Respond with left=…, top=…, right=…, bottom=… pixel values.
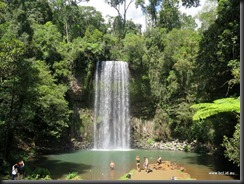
left=0, top=0, right=240, bottom=177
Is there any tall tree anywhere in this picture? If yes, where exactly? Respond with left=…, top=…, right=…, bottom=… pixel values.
left=158, top=0, right=181, bottom=31
left=160, top=29, right=201, bottom=139
left=49, top=0, right=90, bottom=42
left=195, top=0, right=240, bottom=101
left=136, top=0, right=162, bottom=27
left=78, top=6, right=106, bottom=34
left=105, top=0, right=134, bottom=38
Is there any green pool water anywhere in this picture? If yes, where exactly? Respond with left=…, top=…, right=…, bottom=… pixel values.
left=29, top=149, right=239, bottom=180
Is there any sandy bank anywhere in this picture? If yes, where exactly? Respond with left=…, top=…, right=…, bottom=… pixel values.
left=127, top=161, right=196, bottom=180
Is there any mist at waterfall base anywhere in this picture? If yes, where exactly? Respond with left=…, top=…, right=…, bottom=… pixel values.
left=93, top=61, right=130, bottom=150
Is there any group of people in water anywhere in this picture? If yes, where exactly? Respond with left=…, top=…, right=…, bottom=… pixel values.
left=136, top=155, right=162, bottom=173
left=109, top=155, right=162, bottom=174
left=11, top=160, right=25, bottom=180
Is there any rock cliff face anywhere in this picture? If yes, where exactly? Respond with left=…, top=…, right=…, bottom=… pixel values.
left=131, top=118, right=154, bottom=145
left=130, top=117, right=197, bottom=151
left=65, top=73, right=94, bottom=149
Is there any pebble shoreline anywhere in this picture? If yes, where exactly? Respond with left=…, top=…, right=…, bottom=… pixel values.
left=69, top=139, right=198, bottom=152
left=132, top=139, right=197, bottom=152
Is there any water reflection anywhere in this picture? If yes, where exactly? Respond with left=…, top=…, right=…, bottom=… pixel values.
left=110, top=169, right=115, bottom=179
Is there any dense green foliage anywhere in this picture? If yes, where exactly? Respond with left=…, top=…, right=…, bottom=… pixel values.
left=26, top=167, right=52, bottom=180
left=191, top=97, right=240, bottom=166
left=222, top=123, right=240, bottom=166
left=0, top=0, right=240, bottom=177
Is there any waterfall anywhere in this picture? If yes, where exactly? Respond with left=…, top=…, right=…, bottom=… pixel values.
left=94, top=61, right=130, bottom=149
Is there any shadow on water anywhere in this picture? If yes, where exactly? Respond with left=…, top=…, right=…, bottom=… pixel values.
left=182, top=153, right=240, bottom=180
left=28, top=155, right=92, bottom=179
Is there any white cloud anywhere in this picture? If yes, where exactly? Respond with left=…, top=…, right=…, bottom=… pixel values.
left=79, top=0, right=207, bottom=32
left=79, top=0, right=117, bottom=17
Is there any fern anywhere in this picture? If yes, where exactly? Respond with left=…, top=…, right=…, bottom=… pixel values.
left=222, top=123, right=240, bottom=166
left=191, top=97, right=240, bottom=121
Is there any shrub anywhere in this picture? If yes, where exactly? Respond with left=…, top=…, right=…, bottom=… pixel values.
left=222, top=123, right=240, bottom=166
left=65, top=172, right=79, bottom=180
left=184, top=144, right=191, bottom=152
left=147, top=138, right=155, bottom=145
left=26, top=167, right=51, bottom=180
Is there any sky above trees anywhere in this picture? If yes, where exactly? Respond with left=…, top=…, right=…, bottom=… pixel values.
left=79, top=0, right=207, bottom=32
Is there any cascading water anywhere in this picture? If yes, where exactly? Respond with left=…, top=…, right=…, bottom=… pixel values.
left=93, top=61, right=130, bottom=149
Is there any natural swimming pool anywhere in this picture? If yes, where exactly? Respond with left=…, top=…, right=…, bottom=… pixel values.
left=28, top=149, right=239, bottom=180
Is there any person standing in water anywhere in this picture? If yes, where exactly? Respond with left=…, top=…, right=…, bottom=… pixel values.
left=136, top=155, right=141, bottom=172
left=110, top=161, right=115, bottom=170
left=143, top=157, right=149, bottom=173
